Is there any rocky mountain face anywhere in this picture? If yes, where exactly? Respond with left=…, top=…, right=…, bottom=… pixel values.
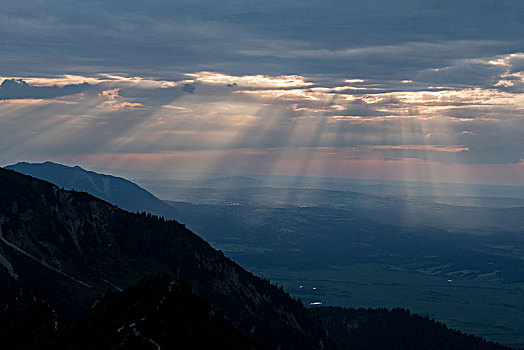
left=57, top=274, right=262, bottom=349
left=0, top=167, right=327, bottom=349
left=0, top=269, right=58, bottom=349
left=5, top=161, right=178, bottom=220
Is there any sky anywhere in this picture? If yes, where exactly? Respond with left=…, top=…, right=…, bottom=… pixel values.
left=1, top=0, right=523, bottom=185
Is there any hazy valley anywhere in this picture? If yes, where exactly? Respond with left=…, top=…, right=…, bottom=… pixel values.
left=143, top=175, right=524, bottom=347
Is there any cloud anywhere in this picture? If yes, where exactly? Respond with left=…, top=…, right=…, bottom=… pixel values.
left=458, top=146, right=524, bottom=164
left=187, top=72, right=313, bottom=89
left=98, top=100, right=145, bottom=112
left=1, top=1, right=524, bottom=183
left=0, top=78, right=91, bottom=99
left=414, top=52, right=524, bottom=91
left=2, top=0, right=522, bottom=81
left=182, top=84, right=196, bottom=93
left=2, top=70, right=522, bottom=167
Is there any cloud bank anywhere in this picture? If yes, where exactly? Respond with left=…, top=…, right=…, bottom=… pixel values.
left=0, top=1, right=523, bottom=185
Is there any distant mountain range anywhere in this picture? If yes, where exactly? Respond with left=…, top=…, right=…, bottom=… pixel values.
left=0, top=165, right=511, bottom=349
left=6, top=161, right=178, bottom=220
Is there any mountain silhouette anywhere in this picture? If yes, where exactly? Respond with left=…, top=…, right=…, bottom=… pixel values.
left=6, top=161, right=178, bottom=220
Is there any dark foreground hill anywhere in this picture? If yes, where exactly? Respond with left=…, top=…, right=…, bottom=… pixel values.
left=0, top=167, right=512, bottom=349
left=57, top=274, right=261, bottom=349
left=314, top=307, right=510, bottom=350
left=0, top=167, right=326, bottom=349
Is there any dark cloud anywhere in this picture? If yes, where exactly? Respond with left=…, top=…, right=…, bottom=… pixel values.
left=415, top=62, right=504, bottom=87
left=1, top=1, right=524, bottom=81
left=458, top=146, right=524, bottom=164
left=182, top=84, right=196, bottom=94
left=117, top=86, right=184, bottom=106
left=0, top=79, right=92, bottom=99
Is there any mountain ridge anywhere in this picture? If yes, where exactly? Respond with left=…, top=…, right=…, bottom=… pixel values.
left=5, top=161, right=178, bottom=220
